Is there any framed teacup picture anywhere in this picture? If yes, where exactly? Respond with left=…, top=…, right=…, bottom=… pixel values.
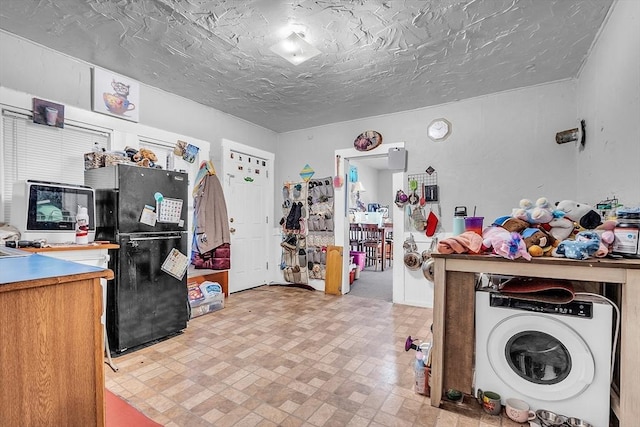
left=92, top=68, right=140, bottom=122
left=33, top=98, right=64, bottom=128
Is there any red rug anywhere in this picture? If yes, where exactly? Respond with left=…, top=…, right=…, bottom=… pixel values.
left=105, top=389, right=162, bottom=427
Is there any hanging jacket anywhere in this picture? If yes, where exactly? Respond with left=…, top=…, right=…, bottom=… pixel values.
left=193, top=173, right=230, bottom=254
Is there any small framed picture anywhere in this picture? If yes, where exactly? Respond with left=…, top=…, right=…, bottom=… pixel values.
left=92, top=67, right=140, bottom=122
left=182, top=143, right=199, bottom=163
left=33, top=98, right=64, bottom=128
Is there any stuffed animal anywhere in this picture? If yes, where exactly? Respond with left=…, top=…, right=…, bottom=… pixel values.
left=555, top=200, right=602, bottom=230
left=521, top=227, right=557, bottom=257
left=493, top=216, right=529, bottom=234
left=592, top=219, right=616, bottom=257
left=513, top=198, right=555, bottom=224
left=553, top=231, right=601, bottom=260
left=548, top=214, right=575, bottom=241
left=133, top=147, right=158, bottom=167
left=482, top=226, right=531, bottom=260
left=1, top=223, right=20, bottom=244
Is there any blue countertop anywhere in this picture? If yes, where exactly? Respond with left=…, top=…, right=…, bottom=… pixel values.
left=0, top=253, right=109, bottom=285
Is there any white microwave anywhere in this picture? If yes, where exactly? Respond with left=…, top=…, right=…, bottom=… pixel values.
left=10, top=180, right=96, bottom=244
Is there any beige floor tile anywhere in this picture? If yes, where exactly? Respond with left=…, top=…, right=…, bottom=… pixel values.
left=105, top=285, right=519, bottom=426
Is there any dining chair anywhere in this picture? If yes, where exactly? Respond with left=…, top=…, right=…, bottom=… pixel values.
left=385, top=230, right=393, bottom=268
left=349, top=223, right=362, bottom=252
left=360, top=224, right=384, bottom=270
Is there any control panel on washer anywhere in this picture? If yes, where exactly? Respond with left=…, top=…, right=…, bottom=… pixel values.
left=489, top=293, right=593, bottom=318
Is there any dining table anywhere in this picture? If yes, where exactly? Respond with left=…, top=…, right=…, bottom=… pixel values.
left=352, top=222, right=393, bottom=271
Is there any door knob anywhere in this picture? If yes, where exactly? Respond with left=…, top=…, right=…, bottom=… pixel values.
left=230, top=227, right=236, bottom=233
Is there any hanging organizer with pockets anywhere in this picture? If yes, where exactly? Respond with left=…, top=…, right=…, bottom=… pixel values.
left=280, top=180, right=309, bottom=284
left=305, top=177, right=335, bottom=280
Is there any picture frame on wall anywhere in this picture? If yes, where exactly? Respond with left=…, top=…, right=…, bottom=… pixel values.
left=92, top=67, right=140, bottom=122
left=33, top=98, right=64, bottom=128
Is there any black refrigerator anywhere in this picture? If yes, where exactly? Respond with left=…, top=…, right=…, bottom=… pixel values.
left=85, top=164, right=189, bottom=354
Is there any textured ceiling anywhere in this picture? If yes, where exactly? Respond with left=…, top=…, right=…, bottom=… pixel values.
left=0, top=0, right=613, bottom=133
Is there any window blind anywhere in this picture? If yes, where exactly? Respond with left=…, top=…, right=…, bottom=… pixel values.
left=2, top=110, right=109, bottom=222
left=138, top=136, right=173, bottom=170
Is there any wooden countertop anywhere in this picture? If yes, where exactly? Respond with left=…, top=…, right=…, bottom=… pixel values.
left=20, top=242, right=120, bottom=253
left=0, top=254, right=114, bottom=288
left=431, top=252, right=640, bottom=269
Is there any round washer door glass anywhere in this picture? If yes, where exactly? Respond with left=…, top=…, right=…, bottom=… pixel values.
left=486, top=314, right=595, bottom=401
left=506, top=331, right=571, bottom=385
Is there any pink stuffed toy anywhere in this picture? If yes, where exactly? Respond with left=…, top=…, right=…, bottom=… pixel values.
left=482, top=226, right=532, bottom=260
left=594, top=220, right=616, bottom=257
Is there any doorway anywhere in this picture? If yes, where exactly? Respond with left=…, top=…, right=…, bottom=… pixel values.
left=221, top=139, right=275, bottom=293
left=347, top=157, right=394, bottom=301
left=333, top=143, right=406, bottom=302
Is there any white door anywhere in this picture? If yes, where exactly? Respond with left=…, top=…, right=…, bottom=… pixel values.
left=222, top=140, right=274, bottom=293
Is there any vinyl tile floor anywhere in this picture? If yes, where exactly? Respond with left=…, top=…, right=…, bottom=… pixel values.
left=105, top=285, right=524, bottom=427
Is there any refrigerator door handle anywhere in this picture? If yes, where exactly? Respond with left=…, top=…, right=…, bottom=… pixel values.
left=128, top=235, right=183, bottom=242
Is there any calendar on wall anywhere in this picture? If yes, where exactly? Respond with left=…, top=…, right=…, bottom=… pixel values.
left=157, top=198, right=183, bottom=223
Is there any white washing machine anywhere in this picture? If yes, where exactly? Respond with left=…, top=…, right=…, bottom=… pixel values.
left=474, top=291, right=612, bottom=427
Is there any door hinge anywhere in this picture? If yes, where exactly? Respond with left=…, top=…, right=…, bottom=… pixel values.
left=266, top=215, right=269, bottom=224
left=266, top=261, right=269, bottom=270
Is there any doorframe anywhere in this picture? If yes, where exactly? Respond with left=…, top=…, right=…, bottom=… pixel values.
left=334, top=142, right=405, bottom=301
left=221, top=138, right=275, bottom=287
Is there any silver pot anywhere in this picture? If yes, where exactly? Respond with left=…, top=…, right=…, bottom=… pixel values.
left=403, top=234, right=421, bottom=270
left=422, top=258, right=435, bottom=281
left=565, top=417, right=593, bottom=427
left=536, top=409, right=567, bottom=427
left=404, top=251, right=421, bottom=270
left=421, top=238, right=438, bottom=281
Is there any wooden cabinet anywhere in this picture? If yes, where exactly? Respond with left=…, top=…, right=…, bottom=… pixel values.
left=0, top=254, right=113, bottom=427
left=187, top=266, right=229, bottom=298
left=429, top=254, right=640, bottom=427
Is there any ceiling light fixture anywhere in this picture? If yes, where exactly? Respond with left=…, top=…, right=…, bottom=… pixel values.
left=270, top=32, right=321, bottom=65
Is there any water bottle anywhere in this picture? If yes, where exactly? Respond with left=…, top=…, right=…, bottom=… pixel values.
left=414, top=351, right=427, bottom=395
left=76, top=205, right=89, bottom=245
left=452, top=206, right=467, bottom=236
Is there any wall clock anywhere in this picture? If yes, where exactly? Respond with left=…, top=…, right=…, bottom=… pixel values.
left=428, top=118, right=451, bottom=141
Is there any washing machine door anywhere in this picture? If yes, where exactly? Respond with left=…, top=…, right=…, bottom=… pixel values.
left=486, top=314, right=595, bottom=401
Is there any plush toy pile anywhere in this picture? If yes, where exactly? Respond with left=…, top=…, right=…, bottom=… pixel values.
left=479, top=197, right=615, bottom=261
left=124, top=146, right=159, bottom=168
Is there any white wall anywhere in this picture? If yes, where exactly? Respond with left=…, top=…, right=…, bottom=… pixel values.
left=277, top=80, right=580, bottom=233
left=348, top=161, right=379, bottom=209
left=277, top=81, right=582, bottom=307
left=377, top=169, right=394, bottom=221
left=0, top=31, right=278, bottom=164
left=576, top=0, right=640, bottom=206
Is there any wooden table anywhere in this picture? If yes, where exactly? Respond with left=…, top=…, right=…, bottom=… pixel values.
left=0, top=254, right=113, bottom=427
left=429, top=253, right=640, bottom=427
